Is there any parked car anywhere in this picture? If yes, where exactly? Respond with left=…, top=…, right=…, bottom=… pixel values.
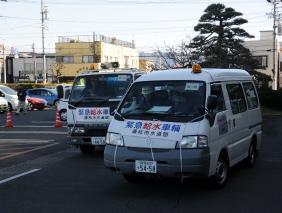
left=0, top=85, right=22, bottom=111
left=27, top=96, right=47, bottom=111
left=26, top=88, right=59, bottom=106
left=0, top=97, right=8, bottom=113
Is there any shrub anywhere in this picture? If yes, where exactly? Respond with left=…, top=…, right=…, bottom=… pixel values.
left=258, top=88, right=282, bottom=110
left=5, top=83, right=57, bottom=91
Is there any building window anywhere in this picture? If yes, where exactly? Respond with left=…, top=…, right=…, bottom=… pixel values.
left=114, top=57, right=118, bottom=62
left=56, top=56, right=74, bottom=64
left=82, top=55, right=94, bottom=63
left=253, top=56, right=268, bottom=69
left=24, top=63, right=32, bottom=72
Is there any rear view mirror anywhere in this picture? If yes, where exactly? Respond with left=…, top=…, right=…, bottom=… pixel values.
left=207, top=95, right=217, bottom=110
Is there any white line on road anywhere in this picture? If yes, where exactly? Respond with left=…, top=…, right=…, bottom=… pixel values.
left=0, top=143, right=59, bottom=160
left=0, top=139, right=56, bottom=143
left=0, top=169, right=41, bottom=185
left=0, top=131, right=67, bottom=135
left=31, top=121, right=56, bottom=124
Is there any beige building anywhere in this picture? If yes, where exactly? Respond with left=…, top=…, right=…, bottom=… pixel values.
left=55, top=34, right=139, bottom=80
left=244, top=31, right=282, bottom=89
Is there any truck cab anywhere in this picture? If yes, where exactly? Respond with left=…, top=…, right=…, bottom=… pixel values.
left=67, top=69, right=143, bottom=154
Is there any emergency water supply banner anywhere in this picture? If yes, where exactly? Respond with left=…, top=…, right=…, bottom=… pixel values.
left=76, top=107, right=110, bottom=121
left=123, top=120, right=185, bottom=140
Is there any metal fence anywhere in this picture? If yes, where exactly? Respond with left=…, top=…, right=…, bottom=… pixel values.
left=58, top=33, right=135, bottom=49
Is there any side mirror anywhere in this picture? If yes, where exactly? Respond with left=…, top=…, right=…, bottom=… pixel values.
left=56, top=85, right=64, bottom=99
left=207, top=95, right=217, bottom=110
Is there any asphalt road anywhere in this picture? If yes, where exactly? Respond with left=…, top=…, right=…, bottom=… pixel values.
left=0, top=109, right=282, bottom=213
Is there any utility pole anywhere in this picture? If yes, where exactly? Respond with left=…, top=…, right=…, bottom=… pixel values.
left=2, top=45, right=6, bottom=83
left=32, top=43, right=37, bottom=83
left=41, top=0, right=48, bottom=83
left=267, top=0, right=282, bottom=90
left=93, top=32, right=96, bottom=63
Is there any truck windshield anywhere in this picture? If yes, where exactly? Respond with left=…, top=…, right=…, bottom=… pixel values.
left=118, top=81, right=206, bottom=122
left=69, top=74, right=133, bottom=106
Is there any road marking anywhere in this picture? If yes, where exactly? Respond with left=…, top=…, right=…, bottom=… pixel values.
left=0, top=139, right=56, bottom=143
left=0, top=131, right=67, bottom=135
left=0, top=143, right=58, bottom=160
left=0, top=169, right=41, bottom=185
left=32, top=121, right=56, bottom=124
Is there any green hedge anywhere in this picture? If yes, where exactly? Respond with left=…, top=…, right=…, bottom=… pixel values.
left=258, top=88, right=282, bottom=110
left=5, top=83, right=58, bottom=91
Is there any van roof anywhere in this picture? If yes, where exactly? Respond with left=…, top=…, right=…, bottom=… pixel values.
left=79, top=69, right=142, bottom=76
left=135, top=68, right=252, bottom=83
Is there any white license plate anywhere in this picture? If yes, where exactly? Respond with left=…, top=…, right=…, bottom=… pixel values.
left=91, top=137, right=106, bottom=145
left=135, top=160, right=157, bottom=174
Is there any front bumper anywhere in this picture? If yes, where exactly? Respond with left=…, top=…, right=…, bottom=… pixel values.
left=68, top=126, right=108, bottom=146
left=0, top=104, right=7, bottom=112
left=104, top=145, right=210, bottom=177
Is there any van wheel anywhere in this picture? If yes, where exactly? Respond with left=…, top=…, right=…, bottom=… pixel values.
left=245, top=142, right=256, bottom=168
left=210, top=152, right=229, bottom=189
left=123, top=173, right=144, bottom=183
left=79, top=145, right=95, bottom=154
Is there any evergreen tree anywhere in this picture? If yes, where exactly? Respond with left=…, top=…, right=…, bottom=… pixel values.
left=190, top=3, right=257, bottom=70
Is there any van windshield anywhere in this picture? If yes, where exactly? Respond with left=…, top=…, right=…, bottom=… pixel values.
left=118, top=81, right=206, bottom=122
left=69, top=74, right=133, bottom=107
left=0, top=86, right=17, bottom=95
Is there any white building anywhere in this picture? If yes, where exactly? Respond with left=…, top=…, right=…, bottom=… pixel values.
left=6, top=53, right=55, bottom=83
left=244, top=31, right=282, bottom=89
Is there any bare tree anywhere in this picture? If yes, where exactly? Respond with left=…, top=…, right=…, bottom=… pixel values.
left=53, top=63, right=64, bottom=83
left=155, top=38, right=194, bottom=70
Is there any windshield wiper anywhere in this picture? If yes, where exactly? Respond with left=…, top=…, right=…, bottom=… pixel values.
left=114, top=110, right=125, bottom=121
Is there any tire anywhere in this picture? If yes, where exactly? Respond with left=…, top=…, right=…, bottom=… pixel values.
left=79, top=145, right=95, bottom=154
left=244, top=142, right=256, bottom=168
left=27, top=103, right=34, bottom=111
left=53, top=100, right=59, bottom=107
left=210, top=152, right=229, bottom=189
left=123, top=173, right=145, bottom=183
left=60, top=109, right=67, bottom=121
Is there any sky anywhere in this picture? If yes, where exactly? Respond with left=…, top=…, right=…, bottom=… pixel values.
left=0, top=0, right=277, bottom=53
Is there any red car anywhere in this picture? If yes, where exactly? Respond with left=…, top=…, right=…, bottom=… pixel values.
left=27, top=96, right=48, bottom=110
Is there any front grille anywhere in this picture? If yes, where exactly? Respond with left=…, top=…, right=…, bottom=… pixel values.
left=85, top=128, right=108, bottom=136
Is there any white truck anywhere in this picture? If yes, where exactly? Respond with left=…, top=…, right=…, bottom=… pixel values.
left=67, top=69, right=143, bottom=154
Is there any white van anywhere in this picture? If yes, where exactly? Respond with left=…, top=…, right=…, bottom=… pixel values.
left=0, top=85, right=19, bottom=111
left=57, top=84, right=72, bottom=121
left=67, top=69, right=144, bottom=154
left=104, top=65, right=262, bottom=188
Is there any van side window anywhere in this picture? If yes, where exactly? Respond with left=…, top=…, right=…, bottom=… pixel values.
left=242, top=82, right=259, bottom=109
left=210, top=84, right=226, bottom=112
left=226, top=84, right=247, bottom=114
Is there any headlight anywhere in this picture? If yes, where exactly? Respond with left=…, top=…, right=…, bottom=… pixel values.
left=106, top=133, right=124, bottom=146
left=176, top=135, right=208, bottom=149
left=71, top=127, right=85, bottom=134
